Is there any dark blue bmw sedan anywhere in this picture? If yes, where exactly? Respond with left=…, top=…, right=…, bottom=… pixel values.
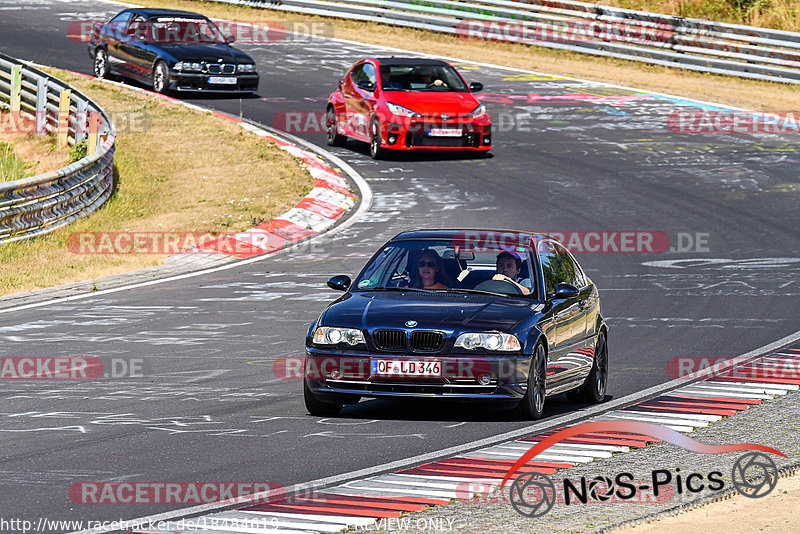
left=305, top=229, right=609, bottom=419
left=88, top=8, right=258, bottom=94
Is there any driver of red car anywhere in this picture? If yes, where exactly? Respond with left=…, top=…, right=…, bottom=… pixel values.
left=417, top=66, right=445, bottom=88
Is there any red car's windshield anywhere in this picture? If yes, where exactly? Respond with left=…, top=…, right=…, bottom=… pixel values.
left=380, top=65, right=468, bottom=92
left=148, top=17, right=225, bottom=44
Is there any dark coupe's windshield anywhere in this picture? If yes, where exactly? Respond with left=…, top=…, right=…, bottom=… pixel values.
left=148, top=17, right=225, bottom=44
left=380, top=64, right=468, bottom=92
left=354, top=239, right=537, bottom=297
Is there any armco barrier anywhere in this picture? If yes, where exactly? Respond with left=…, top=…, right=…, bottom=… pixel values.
left=0, top=53, right=115, bottom=243
left=222, top=0, right=800, bottom=84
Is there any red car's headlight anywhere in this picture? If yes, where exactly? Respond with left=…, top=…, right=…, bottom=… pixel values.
left=466, top=104, right=486, bottom=119
left=387, top=102, right=422, bottom=118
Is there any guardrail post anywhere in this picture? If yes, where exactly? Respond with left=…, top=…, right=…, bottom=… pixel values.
left=87, top=112, right=99, bottom=154
left=10, top=64, right=22, bottom=113
left=75, top=100, right=88, bottom=144
left=35, top=77, right=47, bottom=135
left=57, top=88, right=71, bottom=148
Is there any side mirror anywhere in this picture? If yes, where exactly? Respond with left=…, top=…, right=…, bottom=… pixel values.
left=356, top=80, right=375, bottom=92
left=469, top=82, right=483, bottom=92
left=551, top=282, right=579, bottom=300
left=226, top=34, right=236, bottom=44
left=338, top=77, right=344, bottom=88
left=327, top=275, right=351, bottom=292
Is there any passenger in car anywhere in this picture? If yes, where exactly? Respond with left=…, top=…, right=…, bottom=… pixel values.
left=411, top=249, right=450, bottom=289
left=493, top=251, right=531, bottom=295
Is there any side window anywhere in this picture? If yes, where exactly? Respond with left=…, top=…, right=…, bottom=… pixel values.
left=107, top=11, right=132, bottom=37
left=350, top=64, right=368, bottom=84
left=127, top=15, right=148, bottom=41
left=539, top=241, right=580, bottom=295
left=362, top=63, right=377, bottom=85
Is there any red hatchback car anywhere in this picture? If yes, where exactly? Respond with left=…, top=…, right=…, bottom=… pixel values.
left=326, top=58, right=491, bottom=159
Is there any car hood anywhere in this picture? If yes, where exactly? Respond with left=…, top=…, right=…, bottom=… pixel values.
left=321, top=291, right=536, bottom=333
left=157, top=43, right=253, bottom=63
left=383, top=91, right=481, bottom=116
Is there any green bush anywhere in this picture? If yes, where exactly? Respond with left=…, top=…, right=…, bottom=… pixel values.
left=69, top=138, right=88, bottom=163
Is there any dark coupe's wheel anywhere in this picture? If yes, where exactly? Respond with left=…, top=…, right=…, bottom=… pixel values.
left=326, top=107, right=346, bottom=147
left=152, top=61, right=169, bottom=94
left=515, top=341, right=547, bottom=420
left=303, top=380, right=343, bottom=416
left=579, top=329, right=608, bottom=403
left=369, top=117, right=384, bottom=160
left=94, top=48, right=110, bottom=79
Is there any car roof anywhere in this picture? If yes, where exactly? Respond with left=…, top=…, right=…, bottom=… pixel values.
left=374, top=58, right=449, bottom=67
left=389, top=229, right=555, bottom=244
left=127, top=8, right=207, bottom=18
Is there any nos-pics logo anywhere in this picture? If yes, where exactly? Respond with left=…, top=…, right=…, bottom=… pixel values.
left=503, top=421, right=782, bottom=517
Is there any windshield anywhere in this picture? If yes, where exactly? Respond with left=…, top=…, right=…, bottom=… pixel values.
left=148, top=17, right=225, bottom=44
left=380, top=64, right=468, bottom=92
left=354, top=239, right=537, bottom=297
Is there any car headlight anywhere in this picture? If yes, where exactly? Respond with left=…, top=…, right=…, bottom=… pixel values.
left=175, top=62, right=203, bottom=72
left=466, top=104, right=486, bottom=119
left=313, top=327, right=365, bottom=346
left=237, top=63, right=256, bottom=73
left=454, top=332, right=521, bottom=351
left=387, top=102, right=422, bottom=118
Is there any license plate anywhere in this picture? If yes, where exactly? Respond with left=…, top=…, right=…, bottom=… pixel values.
left=207, top=76, right=237, bottom=85
left=428, top=128, right=463, bottom=137
left=371, top=359, right=442, bottom=377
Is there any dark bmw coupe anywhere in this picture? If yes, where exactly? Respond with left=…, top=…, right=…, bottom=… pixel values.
left=305, top=229, right=609, bottom=419
left=88, top=8, right=258, bottom=94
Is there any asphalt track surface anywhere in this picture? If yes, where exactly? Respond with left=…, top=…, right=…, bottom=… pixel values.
left=1, top=0, right=799, bottom=528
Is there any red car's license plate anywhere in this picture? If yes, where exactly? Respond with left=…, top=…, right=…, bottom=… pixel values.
left=428, top=128, right=463, bottom=137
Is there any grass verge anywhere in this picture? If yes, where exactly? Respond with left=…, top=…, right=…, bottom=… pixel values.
left=0, top=70, right=313, bottom=296
left=0, top=135, right=71, bottom=183
left=595, top=0, right=800, bottom=32
left=134, top=0, right=800, bottom=112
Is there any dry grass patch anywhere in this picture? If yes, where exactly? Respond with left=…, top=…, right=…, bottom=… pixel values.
left=596, top=0, right=800, bottom=32
left=0, top=70, right=313, bottom=296
left=134, top=0, right=800, bottom=112
left=0, top=134, right=71, bottom=183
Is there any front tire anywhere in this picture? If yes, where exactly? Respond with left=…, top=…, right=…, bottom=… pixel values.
left=326, top=106, right=346, bottom=147
left=94, top=48, right=110, bottom=79
left=369, top=117, right=385, bottom=160
left=152, top=61, right=169, bottom=94
left=304, top=380, right=343, bottom=416
left=515, top=341, right=547, bottom=420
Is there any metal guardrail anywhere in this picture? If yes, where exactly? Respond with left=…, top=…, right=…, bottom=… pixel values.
left=225, top=0, right=800, bottom=84
left=0, top=52, right=115, bottom=243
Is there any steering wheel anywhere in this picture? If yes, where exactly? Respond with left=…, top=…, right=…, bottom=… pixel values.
left=425, top=80, right=447, bottom=89
left=474, top=278, right=523, bottom=295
